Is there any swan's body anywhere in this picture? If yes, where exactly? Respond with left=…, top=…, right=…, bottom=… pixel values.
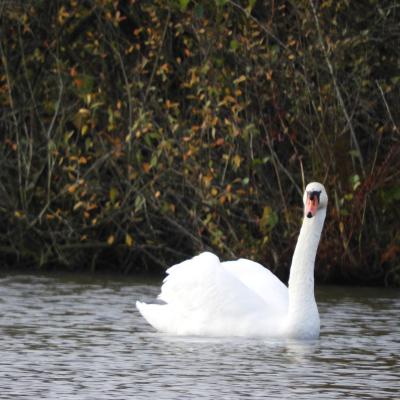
left=137, top=182, right=328, bottom=339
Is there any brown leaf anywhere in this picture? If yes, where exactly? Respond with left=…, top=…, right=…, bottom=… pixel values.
left=381, top=245, right=400, bottom=264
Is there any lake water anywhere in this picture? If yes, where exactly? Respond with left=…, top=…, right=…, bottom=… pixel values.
left=0, top=273, right=399, bottom=399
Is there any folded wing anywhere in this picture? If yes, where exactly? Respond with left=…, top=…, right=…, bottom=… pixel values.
left=222, top=258, right=288, bottom=316
left=137, top=252, right=287, bottom=336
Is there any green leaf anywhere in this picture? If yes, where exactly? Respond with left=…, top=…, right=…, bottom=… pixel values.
left=134, top=194, right=146, bottom=213
left=215, top=0, right=227, bottom=7
left=230, top=39, right=239, bottom=51
left=384, top=186, right=400, bottom=204
left=109, top=187, right=119, bottom=204
left=246, top=0, right=257, bottom=15
left=179, top=0, right=190, bottom=11
left=259, top=206, right=279, bottom=232
left=150, top=153, right=158, bottom=169
left=350, top=174, right=361, bottom=191
left=252, top=157, right=270, bottom=166
left=194, top=4, right=204, bottom=18
left=349, top=150, right=361, bottom=158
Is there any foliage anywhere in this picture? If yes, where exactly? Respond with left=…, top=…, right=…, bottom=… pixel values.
left=0, top=0, right=399, bottom=284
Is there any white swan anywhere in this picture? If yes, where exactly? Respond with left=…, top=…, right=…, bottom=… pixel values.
left=137, top=182, right=328, bottom=339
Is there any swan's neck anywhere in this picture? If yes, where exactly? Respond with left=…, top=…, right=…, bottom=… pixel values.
left=286, top=209, right=326, bottom=338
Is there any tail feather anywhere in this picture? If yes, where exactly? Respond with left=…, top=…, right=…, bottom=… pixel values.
left=136, top=301, right=170, bottom=332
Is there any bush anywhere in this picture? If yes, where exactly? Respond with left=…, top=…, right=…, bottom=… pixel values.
left=0, top=0, right=399, bottom=284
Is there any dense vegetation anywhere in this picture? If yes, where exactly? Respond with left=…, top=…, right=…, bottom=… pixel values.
left=0, top=0, right=399, bottom=285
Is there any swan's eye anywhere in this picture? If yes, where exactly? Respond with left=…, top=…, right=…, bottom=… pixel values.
left=307, top=191, right=321, bottom=202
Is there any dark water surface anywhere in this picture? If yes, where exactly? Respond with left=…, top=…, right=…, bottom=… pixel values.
left=0, top=274, right=399, bottom=399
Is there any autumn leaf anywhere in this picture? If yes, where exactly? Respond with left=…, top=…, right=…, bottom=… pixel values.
left=381, top=245, right=400, bottom=264
left=73, top=201, right=84, bottom=211
left=125, top=233, right=134, bottom=247
left=233, top=75, right=247, bottom=85
left=232, top=154, right=242, bottom=170
left=142, top=163, right=151, bottom=173
left=211, top=187, right=218, bottom=196
left=78, top=156, right=88, bottom=165
left=67, top=184, right=79, bottom=194
left=14, top=210, right=24, bottom=218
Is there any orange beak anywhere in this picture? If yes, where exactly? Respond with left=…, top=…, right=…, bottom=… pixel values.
left=305, top=192, right=320, bottom=218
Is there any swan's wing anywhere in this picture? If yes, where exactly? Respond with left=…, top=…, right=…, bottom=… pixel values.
left=222, top=258, right=288, bottom=315
left=156, top=252, right=276, bottom=335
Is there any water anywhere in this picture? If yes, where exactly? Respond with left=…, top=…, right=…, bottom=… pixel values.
left=0, top=274, right=399, bottom=399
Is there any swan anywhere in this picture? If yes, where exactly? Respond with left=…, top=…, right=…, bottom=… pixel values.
left=136, top=182, right=328, bottom=339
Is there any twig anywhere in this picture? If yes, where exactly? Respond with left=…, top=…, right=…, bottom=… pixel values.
left=227, top=0, right=289, bottom=52
left=309, top=0, right=366, bottom=178
left=0, top=39, right=25, bottom=208
left=262, top=122, right=291, bottom=227
left=375, top=80, right=399, bottom=134
left=262, top=121, right=302, bottom=198
left=44, top=55, right=64, bottom=209
left=143, top=8, right=171, bottom=103
left=108, top=39, right=134, bottom=158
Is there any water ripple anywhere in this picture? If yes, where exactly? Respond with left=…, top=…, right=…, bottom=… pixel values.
left=0, top=274, right=399, bottom=399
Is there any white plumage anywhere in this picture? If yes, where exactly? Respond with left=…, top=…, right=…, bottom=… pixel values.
left=137, top=182, right=328, bottom=339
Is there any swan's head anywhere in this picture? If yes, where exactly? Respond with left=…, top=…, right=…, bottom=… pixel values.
left=303, top=182, right=328, bottom=219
